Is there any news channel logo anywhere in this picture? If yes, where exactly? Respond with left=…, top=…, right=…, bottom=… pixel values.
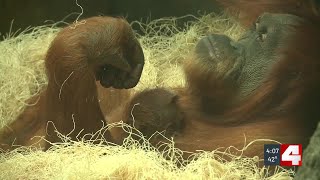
left=264, top=144, right=302, bottom=166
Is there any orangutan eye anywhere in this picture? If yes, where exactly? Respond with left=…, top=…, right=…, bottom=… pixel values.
left=255, top=23, right=268, bottom=42
left=255, top=22, right=260, bottom=30
left=257, top=32, right=268, bottom=42
left=254, top=18, right=268, bottom=42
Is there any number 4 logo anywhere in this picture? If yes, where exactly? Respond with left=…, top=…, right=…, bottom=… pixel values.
left=280, top=144, right=302, bottom=166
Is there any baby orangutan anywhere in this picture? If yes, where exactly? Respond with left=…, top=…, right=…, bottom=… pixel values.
left=0, top=16, right=145, bottom=150
left=107, top=88, right=185, bottom=144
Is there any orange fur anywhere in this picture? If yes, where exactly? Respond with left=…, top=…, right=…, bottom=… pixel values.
left=1, top=2, right=319, bottom=161
left=218, top=0, right=320, bottom=26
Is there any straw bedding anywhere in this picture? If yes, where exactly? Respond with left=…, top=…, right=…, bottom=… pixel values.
left=0, top=14, right=294, bottom=179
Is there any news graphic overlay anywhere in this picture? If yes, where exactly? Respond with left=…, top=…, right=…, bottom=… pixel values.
left=264, top=144, right=302, bottom=166
left=264, top=144, right=280, bottom=166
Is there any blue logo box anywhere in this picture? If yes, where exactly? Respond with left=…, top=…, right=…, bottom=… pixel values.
left=264, top=144, right=281, bottom=166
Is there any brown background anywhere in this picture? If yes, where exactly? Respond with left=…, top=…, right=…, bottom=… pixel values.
left=0, top=0, right=221, bottom=36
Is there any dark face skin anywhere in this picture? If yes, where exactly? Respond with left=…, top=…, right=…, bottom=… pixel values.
left=128, top=88, right=185, bottom=138
left=107, top=88, right=185, bottom=144
left=85, top=17, right=145, bottom=89
left=195, top=13, right=303, bottom=99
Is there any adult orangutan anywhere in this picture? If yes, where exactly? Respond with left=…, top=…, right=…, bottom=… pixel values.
left=0, top=0, right=319, bottom=166
left=110, top=0, right=320, bottom=159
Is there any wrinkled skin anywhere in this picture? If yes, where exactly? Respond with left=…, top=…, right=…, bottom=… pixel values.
left=163, top=13, right=317, bottom=158
left=194, top=13, right=303, bottom=100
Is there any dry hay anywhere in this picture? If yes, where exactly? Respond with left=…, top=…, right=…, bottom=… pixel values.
left=0, top=14, right=294, bottom=179
left=0, top=126, right=294, bottom=180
